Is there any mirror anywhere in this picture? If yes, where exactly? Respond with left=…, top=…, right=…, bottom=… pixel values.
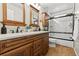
left=7, top=3, right=23, bottom=22
left=3, top=3, right=25, bottom=26
left=30, top=5, right=39, bottom=25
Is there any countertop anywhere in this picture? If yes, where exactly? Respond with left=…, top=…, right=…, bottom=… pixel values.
left=0, top=31, right=49, bottom=40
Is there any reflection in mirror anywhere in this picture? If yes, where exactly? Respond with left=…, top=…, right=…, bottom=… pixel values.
left=30, top=5, right=39, bottom=25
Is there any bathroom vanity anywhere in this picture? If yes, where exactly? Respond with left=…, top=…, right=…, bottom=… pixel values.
left=0, top=31, right=49, bottom=56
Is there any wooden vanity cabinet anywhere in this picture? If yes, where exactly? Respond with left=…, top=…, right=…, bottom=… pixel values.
left=1, top=43, right=33, bottom=56
left=33, top=38, right=42, bottom=56
left=0, top=33, right=49, bottom=56
left=1, top=45, right=26, bottom=56
left=24, top=43, right=33, bottom=56
left=42, top=35, right=49, bottom=55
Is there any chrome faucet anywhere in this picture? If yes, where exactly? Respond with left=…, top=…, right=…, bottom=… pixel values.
left=16, top=26, right=22, bottom=33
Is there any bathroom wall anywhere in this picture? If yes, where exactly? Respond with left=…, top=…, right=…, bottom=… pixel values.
left=39, top=6, right=45, bottom=30
left=74, top=3, right=79, bottom=56
left=25, top=4, right=30, bottom=25
left=0, top=3, right=3, bottom=22
left=0, top=3, right=3, bottom=34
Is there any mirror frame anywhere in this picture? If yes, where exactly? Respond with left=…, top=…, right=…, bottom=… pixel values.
left=2, top=3, right=26, bottom=26
left=30, top=5, right=39, bottom=25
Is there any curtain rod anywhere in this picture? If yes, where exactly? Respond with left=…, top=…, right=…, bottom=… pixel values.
left=48, top=13, right=75, bottom=20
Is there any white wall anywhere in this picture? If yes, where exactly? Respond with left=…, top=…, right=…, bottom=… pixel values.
left=73, top=3, right=79, bottom=40
left=73, top=17, right=78, bottom=40
left=74, top=3, right=79, bottom=56
left=25, top=4, right=30, bottom=25
left=39, top=7, right=45, bottom=30
left=0, top=3, right=3, bottom=34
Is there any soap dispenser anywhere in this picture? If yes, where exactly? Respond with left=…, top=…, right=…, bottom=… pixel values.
left=1, top=24, right=7, bottom=34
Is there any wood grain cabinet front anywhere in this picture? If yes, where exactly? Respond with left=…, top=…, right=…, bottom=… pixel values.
left=42, top=34, right=49, bottom=55
left=33, top=39, right=42, bottom=56
left=0, top=33, right=49, bottom=56
left=1, top=43, right=33, bottom=56
left=24, top=43, right=33, bottom=56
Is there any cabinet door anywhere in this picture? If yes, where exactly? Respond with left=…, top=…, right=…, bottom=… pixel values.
left=42, top=34, right=49, bottom=55
left=1, top=46, right=25, bottom=56
left=24, top=43, right=33, bottom=56
left=1, top=43, right=33, bottom=56
left=33, top=39, right=42, bottom=56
